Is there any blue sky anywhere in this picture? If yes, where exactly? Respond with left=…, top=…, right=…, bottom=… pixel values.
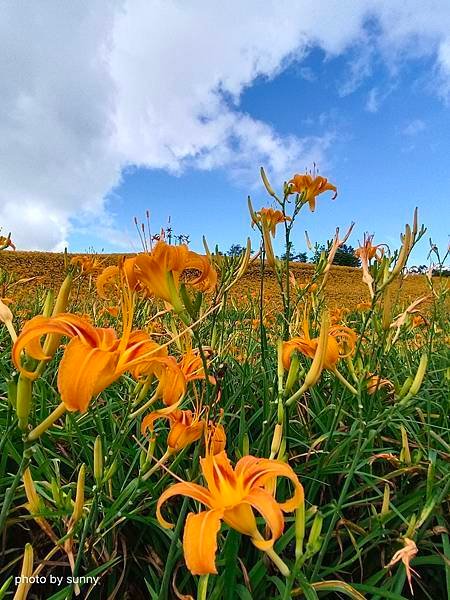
left=1, top=2, right=449, bottom=264
left=76, top=45, right=448, bottom=264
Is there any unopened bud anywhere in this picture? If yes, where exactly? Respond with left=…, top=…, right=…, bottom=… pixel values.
left=381, top=483, right=390, bottom=516
left=270, top=424, right=283, bottom=458
left=94, top=436, right=103, bottom=485
left=16, top=374, right=32, bottom=431
left=71, top=464, right=85, bottom=524
left=260, top=167, right=276, bottom=197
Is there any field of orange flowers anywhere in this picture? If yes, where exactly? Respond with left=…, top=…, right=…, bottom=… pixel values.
left=0, top=169, right=449, bottom=600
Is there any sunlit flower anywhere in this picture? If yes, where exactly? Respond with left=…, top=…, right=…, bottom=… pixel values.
left=71, top=255, right=103, bottom=276
left=97, top=257, right=139, bottom=298
left=283, top=321, right=357, bottom=371
left=134, top=241, right=217, bottom=309
left=330, top=307, right=349, bottom=325
left=253, top=208, right=290, bottom=236
left=13, top=311, right=174, bottom=413
left=411, top=315, right=427, bottom=328
left=157, top=450, right=303, bottom=575
left=288, top=174, right=337, bottom=212
left=251, top=207, right=290, bottom=267
left=145, top=349, right=215, bottom=408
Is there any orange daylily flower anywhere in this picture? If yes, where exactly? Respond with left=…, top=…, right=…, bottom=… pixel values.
left=157, top=450, right=303, bottom=575
left=283, top=322, right=357, bottom=371
left=143, top=349, right=215, bottom=408
left=133, top=241, right=217, bottom=309
left=288, top=174, right=337, bottom=212
left=71, top=255, right=103, bottom=276
left=253, top=207, right=291, bottom=237
left=97, top=257, right=139, bottom=298
left=12, top=313, right=174, bottom=413
left=252, top=207, right=290, bottom=267
left=142, top=408, right=205, bottom=453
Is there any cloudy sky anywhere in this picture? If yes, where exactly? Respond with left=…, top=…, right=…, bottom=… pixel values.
left=1, top=1, right=449, bottom=262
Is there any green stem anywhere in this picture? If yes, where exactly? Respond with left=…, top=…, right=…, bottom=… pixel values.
left=197, top=574, right=210, bottom=600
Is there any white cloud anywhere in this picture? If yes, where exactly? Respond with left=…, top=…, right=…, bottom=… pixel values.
left=1, top=0, right=450, bottom=249
left=402, top=119, right=426, bottom=136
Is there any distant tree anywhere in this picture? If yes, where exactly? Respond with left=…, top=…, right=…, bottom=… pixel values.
left=311, top=243, right=360, bottom=267
left=333, top=244, right=360, bottom=267
left=409, top=265, right=428, bottom=274
left=227, top=243, right=246, bottom=257
left=280, top=242, right=308, bottom=262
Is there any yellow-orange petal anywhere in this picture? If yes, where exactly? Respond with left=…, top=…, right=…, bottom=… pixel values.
left=156, top=482, right=214, bottom=529
left=236, top=457, right=303, bottom=512
left=57, top=337, right=118, bottom=412
left=183, top=509, right=223, bottom=575
left=244, top=488, right=284, bottom=550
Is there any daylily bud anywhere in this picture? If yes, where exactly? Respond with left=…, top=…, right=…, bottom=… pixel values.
left=210, top=423, right=226, bottom=455
left=94, top=436, right=103, bottom=485
left=34, top=274, right=74, bottom=376
left=398, top=375, right=414, bottom=399
left=23, top=468, right=41, bottom=513
left=104, top=459, right=118, bottom=482
left=306, top=511, right=323, bottom=555
left=400, top=354, right=428, bottom=404
left=381, top=483, right=390, bottom=516
left=42, top=289, right=55, bottom=317
left=52, top=272, right=73, bottom=316
left=270, top=424, right=283, bottom=459
left=303, top=314, right=329, bottom=390
left=247, top=196, right=258, bottom=226
left=16, top=375, right=32, bottom=431
left=71, top=464, right=85, bottom=524
left=260, top=166, right=276, bottom=198
left=284, top=353, right=300, bottom=396
left=14, top=543, right=34, bottom=600
left=400, top=426, right=411, bottom=465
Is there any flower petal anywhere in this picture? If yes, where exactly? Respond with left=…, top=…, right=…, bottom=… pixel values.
left=236, top=457, right=303, bottom=512
left=183, top=509, right=223, bottom=575
left=156, top=482, right=214, bottom=529
left=243, top=489, right=284, bottom=550
left=57, top=338, right=118, bottom=412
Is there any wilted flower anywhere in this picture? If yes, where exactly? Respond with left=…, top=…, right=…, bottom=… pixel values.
left=386, top=538, right=419, bottom=595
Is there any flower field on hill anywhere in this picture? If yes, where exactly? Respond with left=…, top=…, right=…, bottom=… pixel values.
left=0, top=169, right=449, bottom=600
